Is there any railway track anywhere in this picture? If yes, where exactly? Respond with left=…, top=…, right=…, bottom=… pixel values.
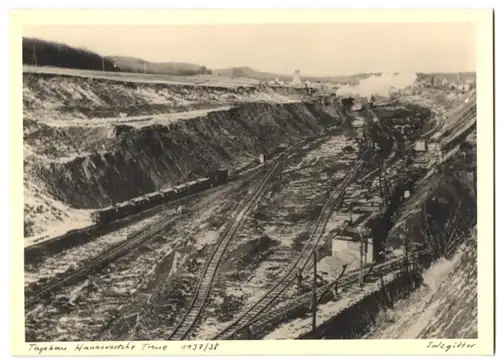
left=211, top=102, right=438, bottom=340
left=166, top=143, right=303, bottom=341
left=210, top=146, right=373, bottom=341
left=24, top=168, right=266, bottom=310
left=240, top=252, right=420, bottom=339
left=92, top=165, right=275, bottom=340
left=25, top=215, right=182, bottom=309
left=438, top=105, right=475, bottom=140
left=358, top=101, right=448, bottom=184
left=227, top=100, right=468, bottom=339
left=94, top=139, right=317, bottom=341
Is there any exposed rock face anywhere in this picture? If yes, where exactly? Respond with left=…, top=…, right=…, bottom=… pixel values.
left=22, top=72, right=335, bottom=238
left=25, top=101, right=342, bottom=209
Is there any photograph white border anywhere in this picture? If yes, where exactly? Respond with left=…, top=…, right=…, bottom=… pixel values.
left=8, top=8, right=494, bottom=357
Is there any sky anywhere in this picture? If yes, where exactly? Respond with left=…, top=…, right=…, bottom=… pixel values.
left=23, top=23, right=476, bottom=76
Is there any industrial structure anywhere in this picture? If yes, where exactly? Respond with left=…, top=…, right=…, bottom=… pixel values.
left=292, top=69, right=302, bottom=85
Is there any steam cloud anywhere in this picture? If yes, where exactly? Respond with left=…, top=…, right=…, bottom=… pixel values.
left=336, top=72, right=418, bottom=99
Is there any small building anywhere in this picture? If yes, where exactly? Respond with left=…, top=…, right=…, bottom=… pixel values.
left=414, top=140, right=427, bottom=152
left=330, top=237, right=375, bottom=268
left=365, top=238, right=374, bottom=264
left=292, top=69, right=302, bottom=86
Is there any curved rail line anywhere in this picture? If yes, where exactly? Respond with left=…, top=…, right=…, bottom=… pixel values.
left=25, top=168, right=266, bottom=310
left=242, top=101, right=473, bottom=338
left=166, top=143, right=305, bottom=341
left=212, top=100, right=441, bottom=340
left=210, top=145, right=373, bottom=341
left=242, top=252, right=422, bottom=339
left=358, top=102, right=448, bottom=184
left=92, top=164, right=281, bottom=340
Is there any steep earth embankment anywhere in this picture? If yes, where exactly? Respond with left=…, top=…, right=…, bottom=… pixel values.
left=23, top=73, right=338, bottom=239
left=23, top=72, right=298, bottom=122
left=364, top=89, right=478, bottom=339
left=26, top=102, right=340, bottom=210
left=364, top=229, right=477, bottom=339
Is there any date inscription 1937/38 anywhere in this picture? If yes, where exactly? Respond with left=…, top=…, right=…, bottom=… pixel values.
left=180, top=343, right=220, bottom=352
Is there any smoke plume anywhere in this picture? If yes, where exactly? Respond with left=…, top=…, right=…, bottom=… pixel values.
left=336, top=72, right=418, bottom=99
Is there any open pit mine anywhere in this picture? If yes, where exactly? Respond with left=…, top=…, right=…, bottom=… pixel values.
left=23, top=68, right=477, bottom=342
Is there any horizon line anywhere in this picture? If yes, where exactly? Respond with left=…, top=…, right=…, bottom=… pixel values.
left=23, top=36, right=477, bottom=79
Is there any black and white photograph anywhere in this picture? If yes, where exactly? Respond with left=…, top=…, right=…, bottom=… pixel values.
left=12, top=10, right=494, bottom=354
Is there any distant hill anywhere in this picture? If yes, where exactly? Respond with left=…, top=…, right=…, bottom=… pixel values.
left=23, top=38, right=473, bottom=84
left=22, top=37, right=117, bottom=72
left=22, top=38, right=213, bottom=76
left=105, top=55, right=212, bottom=76
left=214, top=67, right=379, bottom=84
left=214, top=67, right=292, bottom=81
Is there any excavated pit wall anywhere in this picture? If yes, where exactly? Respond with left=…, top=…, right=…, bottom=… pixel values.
left=28, top=101, right=342, bottom=209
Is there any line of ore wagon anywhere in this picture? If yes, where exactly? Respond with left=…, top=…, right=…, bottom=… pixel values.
left=91, top=169, right=229, bottom=225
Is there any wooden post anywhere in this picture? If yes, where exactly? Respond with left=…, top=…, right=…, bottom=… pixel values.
left=296, top=268, right=303, bottom=287
left=359, top=243, right=364, bottom=287
left=312, top=249, right=318, bottom=337
left=379, top=161, right=384, bottom=205
left=403, top=221, right=409, bottom=275
left=244, top=326, right=252, bottom=340
left=357, top=225, right=365, bottom=287
left=364, top=238, right=368, bottom=266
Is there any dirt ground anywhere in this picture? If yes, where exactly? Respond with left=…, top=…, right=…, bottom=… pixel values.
left=24, top=125, right=363, bottom=342
left=24, top=172, right=259, bottom=342
left=24, top=75, right=480, bottom=346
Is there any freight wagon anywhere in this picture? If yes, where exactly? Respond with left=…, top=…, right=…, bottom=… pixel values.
left=91, top=169, right=229, bottom=225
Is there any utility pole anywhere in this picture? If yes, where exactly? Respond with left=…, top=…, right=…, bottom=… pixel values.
left=312, top=249, right=318, bottom=338
left=359, top=242, right=364, bottom=287
left=378, top=158, right=385, bottom=205
left=244, top=325, right=252, bottom=339
left=364, top=236, right=368, bottom=266
left=296, top=268, right=303, bottom=287
left=403, top=221, right=411, bottom=278
left=358, top=225, right=365, bottom=288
